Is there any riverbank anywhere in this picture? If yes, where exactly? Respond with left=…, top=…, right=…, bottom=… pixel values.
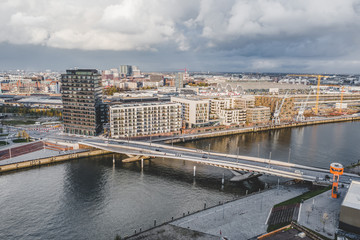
left=162, top=115, right=360, bottom=143
left=0, top=149, right=111, bottom=174
left=125, top=184, right=309, bottom=240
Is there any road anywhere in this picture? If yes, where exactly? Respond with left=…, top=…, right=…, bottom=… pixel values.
left=80, top=139, right=360, bottom=184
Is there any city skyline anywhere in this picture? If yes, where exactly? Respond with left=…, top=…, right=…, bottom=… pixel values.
left=1, top=0, right=360, bottom=73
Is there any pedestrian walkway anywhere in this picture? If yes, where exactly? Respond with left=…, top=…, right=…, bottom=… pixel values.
left=298, top=189, right=345, bottom=239
left=171, top=185, right=308, bottom=240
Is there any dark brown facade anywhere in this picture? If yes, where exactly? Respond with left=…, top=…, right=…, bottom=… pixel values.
left=61, top=69, right=103, bottom=136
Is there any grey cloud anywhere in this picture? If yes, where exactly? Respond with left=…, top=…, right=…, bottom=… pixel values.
left=1, top=0, right=360, bottom=73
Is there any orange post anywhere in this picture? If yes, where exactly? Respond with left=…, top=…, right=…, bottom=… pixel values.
left=330, top=163, right=344, bottom=198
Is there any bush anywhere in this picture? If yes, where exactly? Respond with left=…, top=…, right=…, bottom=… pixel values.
left=12, top=138, right=29, bottom=143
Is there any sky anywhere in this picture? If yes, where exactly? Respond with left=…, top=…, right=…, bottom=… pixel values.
left=1, top=0, right=360, bottom=73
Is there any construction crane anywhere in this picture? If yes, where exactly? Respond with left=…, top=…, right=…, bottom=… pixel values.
left=295, top=90, right=312, bottom=122
left=339, top=86, right=345, bottom=113
left=272, top=92, right=288, bottom=125
left=288, top=74, right=327, bottom=115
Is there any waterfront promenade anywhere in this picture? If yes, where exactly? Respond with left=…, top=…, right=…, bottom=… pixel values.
left=128, top=185, right=309, bottom=240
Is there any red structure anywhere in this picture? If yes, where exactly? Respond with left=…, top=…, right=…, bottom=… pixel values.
left=330, top=163, right=344, bottom=198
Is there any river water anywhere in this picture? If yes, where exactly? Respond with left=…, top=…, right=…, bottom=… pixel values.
left=0, top=121, right=359, bottom=239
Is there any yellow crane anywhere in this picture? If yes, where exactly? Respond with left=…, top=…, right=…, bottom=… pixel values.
left=288, top=74, right=327, bottom=115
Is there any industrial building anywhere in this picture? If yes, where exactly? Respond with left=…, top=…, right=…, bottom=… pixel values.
left=339, top=180, right=360, bottom=234
left=109, top=102, right=182, bottom=138
left=61, top=69, right=104, bottom=136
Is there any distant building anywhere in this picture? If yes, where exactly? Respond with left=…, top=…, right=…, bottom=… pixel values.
left=175, top=72, right=184, bottom=89
left=233, top=96, right=255, bottom=109
left=246, top=107, right=271, bottom=124
left=255, top=96, right=295, bottom=121
left=171, top=97, right=209, bottom=128
left=109, top=102, right=181, bottom=138
left=210, top=98, right=233, bottom=118
left=132, top=66, right=141, bottom=77
left=219, top=109, right=246, bottom=126
left=119, top=65, right=132, bottom=77
left=61, top=69, right=104, bottom=136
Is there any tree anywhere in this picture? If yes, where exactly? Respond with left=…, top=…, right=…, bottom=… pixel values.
left=114, top=234, right=122, bottom=240
left=306, top=206, right=312, bottom=223
left=321, top=212, right=329, bottom=232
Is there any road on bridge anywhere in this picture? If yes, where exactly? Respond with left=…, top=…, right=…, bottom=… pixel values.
left=81, top=139, right=360, bottom=185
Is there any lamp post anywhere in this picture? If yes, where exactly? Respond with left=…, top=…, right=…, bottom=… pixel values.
left=208, top=143, right=211, bottom=159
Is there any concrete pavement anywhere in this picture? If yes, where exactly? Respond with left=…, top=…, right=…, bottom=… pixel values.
left=171, top=185, right=309, bottom=240
left=298, top=189, right=345, bottom=239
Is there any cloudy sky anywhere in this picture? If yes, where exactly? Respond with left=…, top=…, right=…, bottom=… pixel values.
left=1, top=0, right=360, bottom=73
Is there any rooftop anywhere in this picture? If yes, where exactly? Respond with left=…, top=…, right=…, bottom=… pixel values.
left=342, top=180, right=360, bottom=209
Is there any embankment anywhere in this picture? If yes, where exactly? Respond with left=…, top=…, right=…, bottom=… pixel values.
left=165, top=116, right=360, bottom=143
left=0, top=149, right=111, bottom=174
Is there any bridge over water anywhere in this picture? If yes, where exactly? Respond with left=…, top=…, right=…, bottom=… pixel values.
left=80, top=139, right=360, bottom=184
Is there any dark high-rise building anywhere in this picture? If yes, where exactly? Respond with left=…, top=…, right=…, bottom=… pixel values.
left=61, top=69, right=104, bottom=136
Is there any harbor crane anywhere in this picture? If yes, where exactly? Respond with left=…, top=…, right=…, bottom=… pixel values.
left=339, top=86, right=345, bottom=113
left=288, top=74, right=328, bottom=115
left=272, top=92, right=288, bottom=125
left=295, top=90, right=312, bottom=122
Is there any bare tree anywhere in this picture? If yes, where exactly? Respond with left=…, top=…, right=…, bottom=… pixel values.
left=321, top=212, right=329, bottom=232
left=306, top=206, right=312, bottom=223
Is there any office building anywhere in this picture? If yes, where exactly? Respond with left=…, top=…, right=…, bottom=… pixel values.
left=61, top=69, right=104, bottom=136
left=110, top=102, right=181, bottom=138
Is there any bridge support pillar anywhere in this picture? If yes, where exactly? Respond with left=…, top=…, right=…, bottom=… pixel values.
left=113, top=154, right=115, bottom=165
left=193, top=166, right=196, bottom=177
left=222, top=173, right=225, bottom=185
left=141, top=158, right=144, bottom=169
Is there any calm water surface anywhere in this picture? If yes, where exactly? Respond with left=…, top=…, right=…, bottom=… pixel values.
left=0, top=121, right=359, bottom=239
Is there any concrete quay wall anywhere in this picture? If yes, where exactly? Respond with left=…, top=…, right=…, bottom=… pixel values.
left=166, top=116, right=360, bottom=143
left=0, top=149, right=111, bottom=174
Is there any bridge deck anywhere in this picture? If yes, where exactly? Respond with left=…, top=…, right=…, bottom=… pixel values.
left=80, top=139, right=360, bottom=184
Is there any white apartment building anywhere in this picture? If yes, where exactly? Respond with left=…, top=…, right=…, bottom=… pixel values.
left=171, top=97, right=209, bottom=128
left=210, top=98, right=233, bottom=115
left=110, top=102, right=182, bottom=138
left=219, top=109, right=246, bottom=126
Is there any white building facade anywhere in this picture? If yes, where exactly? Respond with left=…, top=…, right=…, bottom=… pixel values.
left=171, top=97, right=210, bottom=128
left=219, top=109, right=246, bottom=126
left=110, top=102, right=182, bottom=138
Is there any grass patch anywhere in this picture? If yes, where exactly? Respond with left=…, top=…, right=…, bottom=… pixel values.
left=12, top=138, right=29, bottom=143
left=274, top=186, right=331, bottom=208
left=267, top=186, right=332, bottom=232
left=0, top=141, right=9, bottom=145
left=0, top=133, right=8, bottom=137
left=267, top=222, right=291, bottom=233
